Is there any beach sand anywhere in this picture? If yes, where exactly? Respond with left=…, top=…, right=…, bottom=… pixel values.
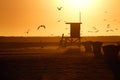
left=0, top=47, right=115, bottom=80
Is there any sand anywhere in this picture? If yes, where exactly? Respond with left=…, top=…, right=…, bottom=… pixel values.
left=0, top=47, right=115, bottom=80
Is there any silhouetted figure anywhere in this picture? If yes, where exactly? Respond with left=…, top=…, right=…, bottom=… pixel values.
left=103, top=45, right=120, bottom=80
left=92, top=42, right=103, bottom=57
left=82, top=41, right=92, bottom=53
left=59, top=33, right=66, bottom=47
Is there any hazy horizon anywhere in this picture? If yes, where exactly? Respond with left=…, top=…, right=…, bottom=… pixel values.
left=0, top=36, right=120, bottom=43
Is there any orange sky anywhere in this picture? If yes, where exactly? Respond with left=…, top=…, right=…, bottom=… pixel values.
left=0, top=0, right=120, bottom=36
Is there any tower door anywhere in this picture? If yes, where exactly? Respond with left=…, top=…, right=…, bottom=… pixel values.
left=70, top=23, right=80, bottom=38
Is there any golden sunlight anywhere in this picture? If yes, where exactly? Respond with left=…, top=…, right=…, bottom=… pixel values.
left=62, top=0, right=93, bottom=9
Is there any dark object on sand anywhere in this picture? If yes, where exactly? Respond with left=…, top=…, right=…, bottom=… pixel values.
left=82, top=41, right=92, bottom=53
left=103, top=45, right=120, bottom=80
left=92, top=42, right=103, bottom=57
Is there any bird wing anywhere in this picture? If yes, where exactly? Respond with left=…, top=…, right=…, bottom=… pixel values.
left=107, top=24, right=110, bottom=27
left=57, top=7, right=60, bottom=10
left=57, top=7, right=62, bottom=10
left=106, top=30, right=109, bottom=32
left=41, top=25, right=46, bottom=29
left=95, top=30, right=99, bottom=32
left=92, top=27, right=96, bottom=30
left=37, top=25, right=46, bottom=30
left=42, top=25, right=46, bottom=29
left=110, top=29, right=114, bottom=32
left=37, top=26, right=41, bottom=30
left=57, top=20, right=61, bottom=22
left=44, top=26, right=46, bottom=29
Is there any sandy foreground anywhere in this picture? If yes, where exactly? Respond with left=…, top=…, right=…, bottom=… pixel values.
left=0, top=46, right=116, bottom=80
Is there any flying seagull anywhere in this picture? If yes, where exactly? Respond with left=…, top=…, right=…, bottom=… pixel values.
left=106, top=29, right=114, bottom=32
left=37, top=25, right=46, bottom=30
left=104, top=11, right=108, bottom=13
left=95, top=30, right=99, bottom=33
left=107, top=24, right=110, bottom=28
left=115, top=28, right=118, bottom=30
left=88, top=31, right=93, bottom=33
left=25, top=29, right=30, bottom=35
left=57, top=20, right=61, bottom=22
left=106, top=30, right=109, bottom=32
left=103, top=19, right=107, bottom=21
left=110, top=29, right=114, bottom=32
left=57, top=7, right=63, bottom=11
left=92, top=27, right=97, bottom=30
left=65, top=28, right=68, bottom=30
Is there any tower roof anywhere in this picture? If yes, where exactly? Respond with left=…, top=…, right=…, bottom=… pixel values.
left=66, top=22, right=82, bottom=24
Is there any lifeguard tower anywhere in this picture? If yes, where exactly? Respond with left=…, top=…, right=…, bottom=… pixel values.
left=60, top=22, right=82, bottom=47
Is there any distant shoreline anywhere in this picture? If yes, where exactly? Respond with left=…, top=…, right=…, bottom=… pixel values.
left=0, top=36, right=120, bottom=43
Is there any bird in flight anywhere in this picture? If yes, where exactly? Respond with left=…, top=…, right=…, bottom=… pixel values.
left=25, top=29, right=30, bottom=35
left=115, top=28, right=118, bottom=30
left=65, top=28, right=68, bottom=30
left=107, top=24, right=110, bottom=28
left=37, top=25, right=46, bottom=30
left=92, top=27, right=97, bottom=30
left=103, top=19, right=107, bottom=21
left=57, top=20, right=61, bottom=22
left=57, top=7, right=63, bottom=11
left=110, top=29, right=114, bottom=32
left=104, top=11, right=108, bottom=13
left=106, top=29, right=114, bottom=32
left=95, top=30, right=99, bottom=33
left=88, top=31, right=93, bottom=33
left=106, top=30, right=109, bottom=32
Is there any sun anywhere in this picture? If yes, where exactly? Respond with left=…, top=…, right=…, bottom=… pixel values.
left=62, top=0, right=92, bottom=9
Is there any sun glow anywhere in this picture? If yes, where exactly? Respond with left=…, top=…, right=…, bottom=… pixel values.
left=62, top=0, right=93, bottom=9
